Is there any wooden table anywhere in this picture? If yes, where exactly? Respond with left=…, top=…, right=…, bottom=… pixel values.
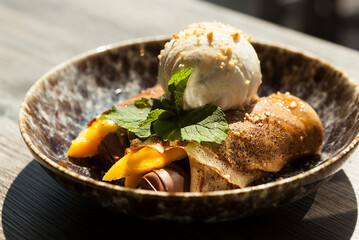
left=1, top=0, right=359, bottom=239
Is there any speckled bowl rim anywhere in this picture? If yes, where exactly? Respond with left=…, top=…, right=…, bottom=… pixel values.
left=19, top=36, right=359, bottom=198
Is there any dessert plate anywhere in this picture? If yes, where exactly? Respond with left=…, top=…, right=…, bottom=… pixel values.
left=19, top=36, right=359, bottom=222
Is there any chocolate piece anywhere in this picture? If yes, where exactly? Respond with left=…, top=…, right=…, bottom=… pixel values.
left=137, top=164, right=190, bottom=192
left=97, top=131, right=129, bottom=168
left=137, top=172, right=166, bottom=191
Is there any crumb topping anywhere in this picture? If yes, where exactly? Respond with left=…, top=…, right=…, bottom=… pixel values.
left=158, top=21, right=252, bottom=62
left=231, top=32, right=240, bottom=41
left=207, top=31, right=213, bottom=42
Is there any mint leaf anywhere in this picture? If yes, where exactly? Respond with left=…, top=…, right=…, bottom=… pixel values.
left=159, top=96, right=175, bottom=112
left=135, top=98, right=153, bottom=108
left=135, top=97, right=162, bottom=109
left=153, top=104, right=229, bottom=144
left=139, top=109, right=166, bottom=127
left=140, top=109, right=175, bottom=127
left=131, top=124, right=152, bottom=138
left=104, top=105, right=152, bottom=138
left=153, top=119, right=180, bottom=141
left=167, top=68, right=192, bottom=114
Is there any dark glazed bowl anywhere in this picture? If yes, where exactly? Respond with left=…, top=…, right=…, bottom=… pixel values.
left=19, top=36, right=359, bottom=222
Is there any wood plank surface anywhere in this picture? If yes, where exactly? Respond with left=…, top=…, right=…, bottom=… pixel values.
left=1, top=0, right=359, bottom=239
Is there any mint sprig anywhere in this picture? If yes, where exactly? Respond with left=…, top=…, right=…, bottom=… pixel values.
left=153, top=104, right=228, bottom=144
left=102, top=68, right=229, bottom=144
left=167, top=67, right=192, bottom=114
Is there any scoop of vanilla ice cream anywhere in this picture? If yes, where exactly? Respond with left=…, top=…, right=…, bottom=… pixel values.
left=158, top=22, right=262, bottom=111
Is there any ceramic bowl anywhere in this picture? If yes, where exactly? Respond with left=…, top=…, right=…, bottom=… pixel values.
left=19, top=36, right=359, bottom=222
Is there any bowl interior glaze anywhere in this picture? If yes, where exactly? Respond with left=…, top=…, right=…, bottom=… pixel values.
left=19, top=37, right=359, bottom=222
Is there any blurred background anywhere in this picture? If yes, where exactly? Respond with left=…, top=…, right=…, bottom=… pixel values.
left=204, top=0, right=359, bottom=50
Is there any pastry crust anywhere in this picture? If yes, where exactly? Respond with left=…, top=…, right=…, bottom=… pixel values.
left=203, top=93, right=324, bottom=173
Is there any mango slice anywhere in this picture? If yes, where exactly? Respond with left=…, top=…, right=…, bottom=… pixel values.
left=127, top=147, right=187, bottom=174
left=125, top=173, right=145, bottom=187
left=102, top=146, right=187, bottom=183
left=102, top=151, right=134, bottom=181
left=68, top=119, right=119, bottom=158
